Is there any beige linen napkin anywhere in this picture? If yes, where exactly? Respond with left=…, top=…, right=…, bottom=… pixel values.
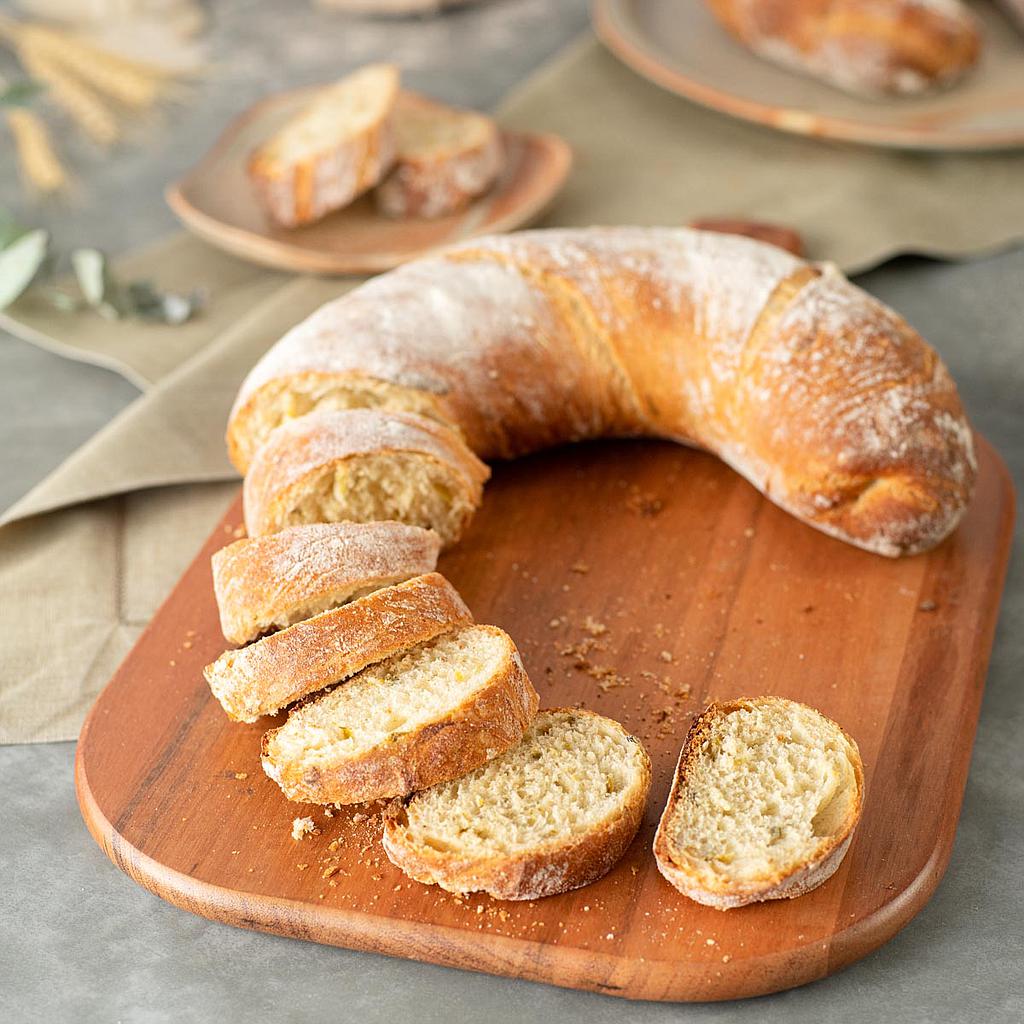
left=3, top=32, right=1024, bottom=743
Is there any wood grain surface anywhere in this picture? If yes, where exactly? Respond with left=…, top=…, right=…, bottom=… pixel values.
left=166, top=85, right=572, bottom=275
left=76, top=435, right=1014, bottom=1002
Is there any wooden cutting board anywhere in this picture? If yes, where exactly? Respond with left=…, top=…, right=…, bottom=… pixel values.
left=76, top=435, right=1014, bottom=1002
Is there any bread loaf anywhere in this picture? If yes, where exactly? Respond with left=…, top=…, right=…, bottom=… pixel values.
left=228, top=227, right=975, bottom=557
left=383, top=708, right=651, bottom=900
left=653, top=696, right=864, bottom=909
left=204, top=572, right=471, bottom=723
left=212, top=521, right=441, bottom=645
left=248, top=63, right=399, bottom=227
left=261, top=624, right=538, bottom=804
left=374, top=92, right=503, bottom=219
left=242, top=408, right=490, bottom=545
left=705, top=0, right=981, bottom=96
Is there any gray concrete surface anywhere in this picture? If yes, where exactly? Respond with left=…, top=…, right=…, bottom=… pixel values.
left=1, top=1, right=1021, bottom=1021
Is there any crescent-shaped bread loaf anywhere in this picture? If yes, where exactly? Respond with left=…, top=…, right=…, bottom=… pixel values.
left=228, top=227, right=975, bottom=557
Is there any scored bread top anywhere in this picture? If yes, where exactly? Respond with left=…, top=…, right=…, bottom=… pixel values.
left=382, top=708, right=652, bottom=900
left=654, top=696, right=864, bottom=909
left=261, top=624, right=538, bottom=804
left=250, top=63, right=400, bottom=173
left=212, top=521, right=442, bottom=645
left=242, top=407, right=490, bottom=541
left=204, top=572, right=471, bottom=724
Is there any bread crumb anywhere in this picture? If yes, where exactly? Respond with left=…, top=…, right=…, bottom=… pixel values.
left=233, top=772, right=248, bottom=780
left=291, top=817, right=317, bottom=841
left=571, top=561, right=590, bottom=574
left=659, top=650, right=673, bottom=663
left=918, top=599, right=937, bottom=612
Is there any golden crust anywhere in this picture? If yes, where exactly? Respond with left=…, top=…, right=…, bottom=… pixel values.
left=382, top=708, right=651, bottom=900
left=204, top=572, right=471, bottom=724
left=653, top=696, right=865, bottom=910
left=211, top=521, right=442, bottom=646
left=260, top=625, right=538, bottom=805
left=226, top=227, right=975, bottom=558
left=706, top=0, right=980, bottom=96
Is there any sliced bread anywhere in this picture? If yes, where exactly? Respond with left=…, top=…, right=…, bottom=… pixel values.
left=374, top=92, right=503, bottom=219
left=242, top=408, right=490, bottom=546
left=261, top=624, right=538, bottom=804
left=212, top=521, right=442, bottom=645
left=382, top=708, right=652, bottom=900
left=653, top=697, right=864, bottom=910
left=204, top=572, right=471, bottom=724
left=248, top=63, right=400, bottom=228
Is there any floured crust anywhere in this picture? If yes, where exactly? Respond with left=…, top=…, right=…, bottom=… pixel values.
left=382, top=709, right=651, bottom=900
left=706, top=0, right=980, bottom=97
left=204, top=572, right=471, bottom=723
left=212, top=521, right=442, bottom=645
left=374, top=92, right=503, bottom=219
left=242, top=407, right=490, bottom=541
left=227, top=227, right=975, bottom=557
left=653, top=697, right=865, bottom=910
left=260, top=625, right=538, bottom=804
left=248, top=64, right=399, bottom=227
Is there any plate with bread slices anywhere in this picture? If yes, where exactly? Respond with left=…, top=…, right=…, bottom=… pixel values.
left=594, top=0, right=1024, bottom=150
left=166, top=64, right=572, bottom=274
left=76, top=227, right=1014, bottom=1002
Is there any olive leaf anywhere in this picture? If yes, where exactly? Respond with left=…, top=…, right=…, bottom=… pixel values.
left=70, top=248, right=123, bottom=319
left=0, top=80, right=44, bottom=109
left=0, top=228, right=49, bottom=310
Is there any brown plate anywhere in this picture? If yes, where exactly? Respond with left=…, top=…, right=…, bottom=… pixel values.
left=594, top=0, right=1024, bottom=151
left=166, top=87, right=572, bottom=275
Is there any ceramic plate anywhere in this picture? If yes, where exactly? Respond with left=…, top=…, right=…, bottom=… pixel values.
left=593, top=0, right=1024, bottom=151
left=166, top=87, right=572, bottom=275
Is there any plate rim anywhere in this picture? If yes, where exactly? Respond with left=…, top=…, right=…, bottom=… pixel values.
left=592, top=0, right=1024, bottom=153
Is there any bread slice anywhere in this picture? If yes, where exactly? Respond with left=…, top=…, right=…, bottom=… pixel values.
left=242, top=408, right=490, bottom=546
left=382, top=708, right=652, bottom=900
left=204, top=572, right=471, bottom=724
left=653, top=697, right=864, bottom=910
left=212, top=521, right=441, bottom=645
left=374, top=92, right=503, bottom=219
left=248, top=63, right=400, bottom=228
left=261, top=624, right=538, bottom=804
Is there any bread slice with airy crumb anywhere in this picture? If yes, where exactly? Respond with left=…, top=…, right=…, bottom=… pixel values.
left=242, top=408, right=490, bottom=546
left=248, top=63, right=400, bottom=227
left=261, top=624, right=538, bottom=804
left=383, top=708, right=651, bottom=900
left=205, top=572, right=471, bottom=723
left=374, top=92, right=503, bottom=219
left=654, top=697, right=864, bottom=910
left=212, top=521, right=441, bottom=645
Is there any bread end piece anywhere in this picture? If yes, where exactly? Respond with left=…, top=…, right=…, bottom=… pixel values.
left=654, top=696, right=864, bottom=910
